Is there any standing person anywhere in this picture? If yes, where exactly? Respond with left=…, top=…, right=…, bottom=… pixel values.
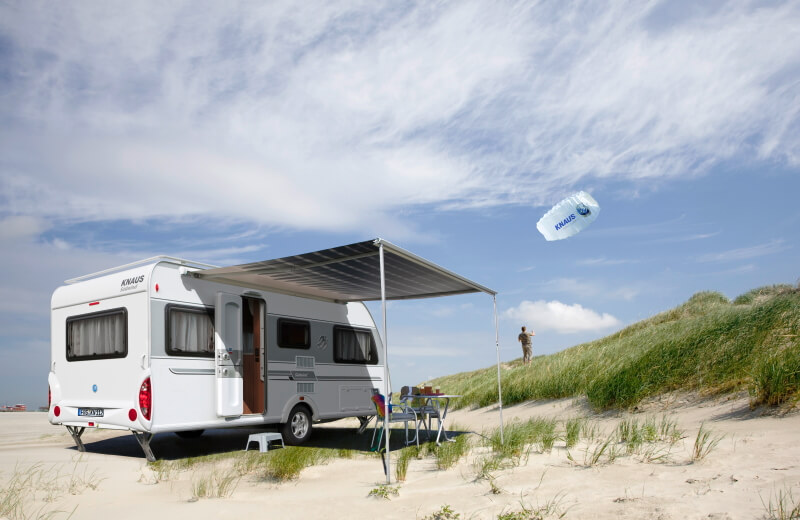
left=518, top=326, right=535, bottom=365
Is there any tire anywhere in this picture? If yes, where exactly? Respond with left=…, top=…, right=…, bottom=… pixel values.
left=175, top=429, right=204, bottom=439
left=281, top=405, right=312, bottom=445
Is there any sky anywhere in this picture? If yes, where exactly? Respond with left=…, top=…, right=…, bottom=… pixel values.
left=1, top=0, right=798, bottom=407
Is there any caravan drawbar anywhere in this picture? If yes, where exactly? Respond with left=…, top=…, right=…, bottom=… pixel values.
left=48, top=256, right=385, bottom=461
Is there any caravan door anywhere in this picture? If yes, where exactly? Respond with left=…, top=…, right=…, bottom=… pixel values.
left=215, top=292, right=243, bottom=416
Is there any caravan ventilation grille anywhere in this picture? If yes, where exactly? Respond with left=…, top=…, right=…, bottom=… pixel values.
left=296, top=356, right=315, bottom=369
left=297, top=382, right=315, bottom=394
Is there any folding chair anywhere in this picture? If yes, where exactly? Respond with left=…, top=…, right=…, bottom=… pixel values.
left=418, top=400, right=442, bottom=441
left=369, top=393, right=419, bottom=452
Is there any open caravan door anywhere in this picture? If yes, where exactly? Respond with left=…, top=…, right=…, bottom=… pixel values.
left=215, top=293, right=243, bottom=417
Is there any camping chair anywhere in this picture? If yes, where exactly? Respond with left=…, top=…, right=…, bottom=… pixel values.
left=399, top=388, right=441, bottom=442
left=417, top=400, right=442, bottom=441
left=369, top=393, right=419, bottom=452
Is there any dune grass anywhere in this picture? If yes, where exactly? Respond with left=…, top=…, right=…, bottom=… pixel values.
left=761, top=485, right=800, bottom=520
left=428, top=285, right=800, bottom=411
left=148, top=444, right=344, bottom=488
left=0, top=460, right=98, bottom=519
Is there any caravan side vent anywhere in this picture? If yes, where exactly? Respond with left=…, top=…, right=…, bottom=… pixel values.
left=297, top=382, right=315, bottom=394
left=296, top=356, right=315, bottom=369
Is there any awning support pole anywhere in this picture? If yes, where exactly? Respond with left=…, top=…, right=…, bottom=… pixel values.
left=379, top=242, right=391, bottom=483
left=493, top=295, right=504, bottom=444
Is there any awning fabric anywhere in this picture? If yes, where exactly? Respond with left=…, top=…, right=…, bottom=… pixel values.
left=193, top=238, right=495, bottom=302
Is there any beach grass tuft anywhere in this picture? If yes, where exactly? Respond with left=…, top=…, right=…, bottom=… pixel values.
left=432, top=428, right=471, bottom=470
left=1, top=460, right=99, bottom=519
left=191, top=466, right=240, bottom=499
left=691, top=423, right=724, bottom=462
left=420, top=504, right=461, bottom=520
left=368, top=484, right=400, bottom=500
left=761, top=485, right=800, bottom=520
left=497, top=491, right=569, bottom=520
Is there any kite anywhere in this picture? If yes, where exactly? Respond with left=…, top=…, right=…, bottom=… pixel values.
left=536, top=191, right=600, bottom=241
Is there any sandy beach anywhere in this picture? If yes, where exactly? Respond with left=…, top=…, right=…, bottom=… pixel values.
left=2, top=394, right=799, bottom=519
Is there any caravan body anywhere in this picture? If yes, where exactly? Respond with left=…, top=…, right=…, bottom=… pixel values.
left=48, top=257, right=384, bottom=459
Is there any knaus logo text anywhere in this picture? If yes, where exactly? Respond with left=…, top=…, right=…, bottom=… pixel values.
left=554, top=213, right=576, bottom=231
left=120, top=274, right=145, bottom=292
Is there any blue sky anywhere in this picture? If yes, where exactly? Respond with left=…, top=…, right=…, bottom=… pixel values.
left=1, top=1, right=798, bottom=407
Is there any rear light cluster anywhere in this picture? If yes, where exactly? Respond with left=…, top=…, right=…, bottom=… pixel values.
left=138, top=377, right=152, bottom=420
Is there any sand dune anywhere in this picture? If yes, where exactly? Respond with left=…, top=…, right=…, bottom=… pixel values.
left=2, top=394, right=799, bottom=519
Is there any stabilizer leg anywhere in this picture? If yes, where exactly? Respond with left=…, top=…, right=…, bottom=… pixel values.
left=357, top=415, right=373, bottom=434
left=66, top=426, right=86, bottom=452
left=132, top=432, right=156, bottom=462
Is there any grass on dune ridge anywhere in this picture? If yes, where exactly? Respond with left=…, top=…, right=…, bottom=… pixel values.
left=429, top=284, right=800, bottom=411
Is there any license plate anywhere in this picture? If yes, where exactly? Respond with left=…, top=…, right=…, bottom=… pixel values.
left=78, top=408, right=104, bottom=418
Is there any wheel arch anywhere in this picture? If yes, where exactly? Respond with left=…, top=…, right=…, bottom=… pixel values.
left=280, top=396, right=319, bottom=423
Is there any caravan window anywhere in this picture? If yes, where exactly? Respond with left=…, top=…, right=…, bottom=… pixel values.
left=66, top=308, right=128, bottom=361
left=333, top=326, right=378, bottom=365
left=277, top=318, right=310, bottom=349
left=166, top=305, right=215, bottom=357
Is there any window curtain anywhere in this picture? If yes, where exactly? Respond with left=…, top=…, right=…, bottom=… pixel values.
left=69, top=313, right=125, bottom=357
left=170, top=310, right=214, bottom=354
left=336, top=329, right=373, bottom=362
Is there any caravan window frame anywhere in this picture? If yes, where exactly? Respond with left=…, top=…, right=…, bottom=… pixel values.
left=165, top=304, right=216, bottom=358
left=277, top=318, right=311, bottom=349
left=66, top=307, right=128, bottom=362
left=333, top=325, right=378, bottom=365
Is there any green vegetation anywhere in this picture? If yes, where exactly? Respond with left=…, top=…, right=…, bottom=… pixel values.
left=420, top=505, right=461, bottom=520
left=691, top=423, right=724, bottom=462
left=367, top=484, right=400, bottom=500
left=432, top=425, right=472, bottom=470
left=563, top=417, right=583, bottom=449
left=486, top=417, right=558, bottom=463
left=191, top=467, right=240, bottom=499
left=394, top=445, right=416, bottom=481
left=497, top=493, right=569, bottom=520
left=147, top=445, right=341, bottom=488
left=429, top=285, right=800, bottom=410
left=474, top=413, right=701, bottom=473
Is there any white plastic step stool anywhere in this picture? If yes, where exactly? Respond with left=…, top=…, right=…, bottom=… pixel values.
left=245, top=432, right=284, bottom=452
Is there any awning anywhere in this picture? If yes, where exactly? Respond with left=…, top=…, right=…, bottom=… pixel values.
left=192, top=238, right=496, bottom=302
left=195, top=237, right=503, bottom=484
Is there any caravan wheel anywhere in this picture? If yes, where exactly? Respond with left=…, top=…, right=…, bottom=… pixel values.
left=281, top=405, right=312, bottom=445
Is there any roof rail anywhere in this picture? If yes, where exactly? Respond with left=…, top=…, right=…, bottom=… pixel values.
left=64, top=256, right=219, bottom=284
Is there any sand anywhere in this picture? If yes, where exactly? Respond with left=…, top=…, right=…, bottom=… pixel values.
left=2, top=394, right=799, bottom=519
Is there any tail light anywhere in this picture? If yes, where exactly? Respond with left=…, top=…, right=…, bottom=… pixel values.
left=138, top=377, right=152, bottom=420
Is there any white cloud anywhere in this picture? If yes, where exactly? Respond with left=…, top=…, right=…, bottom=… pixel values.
left=0, top=216, right=50, bottom=241
left=542, top=277, right=642, bottom=301
left=504, top=300, right=622, bottom=334
left=575, top=257, right=639, bottom=266
left=0, top=1, right=798, bottom=233
left=697, top=239, right=788, bottom=263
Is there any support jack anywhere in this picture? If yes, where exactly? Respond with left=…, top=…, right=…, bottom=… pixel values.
left=132, top=431, right=156, bottom=462
left=66, top=426, right=86, bottom=452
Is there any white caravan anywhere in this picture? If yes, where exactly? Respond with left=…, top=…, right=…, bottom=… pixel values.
left=49, top=256, right=384, bottom=461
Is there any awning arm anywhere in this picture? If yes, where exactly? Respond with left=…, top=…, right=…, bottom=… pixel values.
left=379, top=242, right=392, bottom=483
left=493, top=295, right=504, bottom=444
